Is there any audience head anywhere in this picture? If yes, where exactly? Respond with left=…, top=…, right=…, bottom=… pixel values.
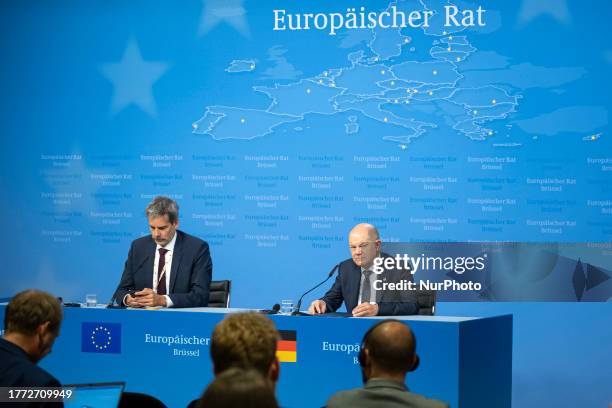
left=197, top=367, right=279, bottom=408
left=358, top=319, right=419, bottom=383
left=3, top=289, right=63, bottom=362
left=210, top=312, right=280, bottom=387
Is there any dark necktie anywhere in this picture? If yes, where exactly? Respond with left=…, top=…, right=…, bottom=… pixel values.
left=361, top=270, right=372, bottom=303
left=157, top=248, right=169, bottom=295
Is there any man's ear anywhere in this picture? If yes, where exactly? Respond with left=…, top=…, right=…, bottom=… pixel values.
left=409, top=354, right=420, bottom=372
left=269, top=357, right=280, bottom=383
left=37, top=321, right=51, bottom=337
left=360, top=348, right=372, bottom=384
left=363, top=348, right=371, bottom=367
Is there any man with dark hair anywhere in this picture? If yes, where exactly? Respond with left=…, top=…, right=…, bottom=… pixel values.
left=210, top=312, right=280, bottom=389
left=114, top=195, right=212, bottom=308
left=327, top=320, right=448, bottom=408
left=0, top=289, right=63, bottom=387
left=309, top=223, right=418, bottom=317
left=197, top=367, right=279, bottom=408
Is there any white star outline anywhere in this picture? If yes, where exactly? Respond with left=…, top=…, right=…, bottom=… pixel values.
left=517, top=0, right=571, bottom=27
left=198, top=0, right=250, bottom=37
left=99, top=38, right=169, bottom=117
left=90, top=325, right=113, bottom=350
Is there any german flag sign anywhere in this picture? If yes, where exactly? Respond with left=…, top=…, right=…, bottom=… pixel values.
left=277, top=330, right=297, bottom=363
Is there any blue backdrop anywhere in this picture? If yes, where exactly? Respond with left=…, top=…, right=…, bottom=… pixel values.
left=1, top=0, right=610, bottom=407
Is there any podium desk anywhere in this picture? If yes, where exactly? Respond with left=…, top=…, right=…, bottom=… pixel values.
left=0, top=306, right=512, bottom=408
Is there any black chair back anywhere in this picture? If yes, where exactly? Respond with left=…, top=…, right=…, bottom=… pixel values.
left=208, top=280, right=231, bottom=308
left=415, top=289, right=437, bottom=315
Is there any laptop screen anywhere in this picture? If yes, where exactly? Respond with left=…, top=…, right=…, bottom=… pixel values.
left=63, top=382, right=125, bottom=408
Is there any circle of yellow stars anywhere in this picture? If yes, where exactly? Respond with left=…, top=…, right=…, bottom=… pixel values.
left=91, top=326, right=112, bottom=350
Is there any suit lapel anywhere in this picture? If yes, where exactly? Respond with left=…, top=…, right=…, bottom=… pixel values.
left=144, top=239, right=156, bottom=286
left=169, top=231, right=183, bottom=292
left=347, top=262, right=362, bottom=309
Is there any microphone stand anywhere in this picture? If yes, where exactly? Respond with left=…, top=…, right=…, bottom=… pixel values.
left=292, top=263, right=339, bottom=315
left=106, top=290, right=124, bottom=309
left=107, top=255, right=150, bottom=309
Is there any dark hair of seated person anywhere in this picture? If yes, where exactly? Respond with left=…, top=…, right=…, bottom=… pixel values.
left=197, top=367, right=279, bottom=408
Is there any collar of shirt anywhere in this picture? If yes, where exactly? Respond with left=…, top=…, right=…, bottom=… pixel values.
left=365, top=378, right=409, bottom=392
left=156, top=231, right=177, bottom=253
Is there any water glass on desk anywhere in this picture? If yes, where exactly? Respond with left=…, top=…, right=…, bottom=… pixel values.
left=280, top=299, right=293, bottom=315
left=85, top=294, right=97, bottom=308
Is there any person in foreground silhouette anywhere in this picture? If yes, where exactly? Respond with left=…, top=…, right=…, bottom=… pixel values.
left=327, top=319, right=448, bottom=408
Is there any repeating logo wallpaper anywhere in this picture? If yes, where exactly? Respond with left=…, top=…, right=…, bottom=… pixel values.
left=0, top=0, right=609, bottom=306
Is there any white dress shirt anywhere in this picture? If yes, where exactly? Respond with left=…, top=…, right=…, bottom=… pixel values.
left=153, top=232, right=177, bottom=308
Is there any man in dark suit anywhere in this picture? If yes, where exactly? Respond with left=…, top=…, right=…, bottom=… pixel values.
left=309, top=223, right=417, bottom=317
left=0, top=290, right=63, bottom=389
left=327, top=320, right=449, bottom=408
left=114, top=196, right=212, bottom=308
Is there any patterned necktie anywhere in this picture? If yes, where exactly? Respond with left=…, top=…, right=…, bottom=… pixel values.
left=361, top=270, right=373, bottom=303
left=157, top=248, right=169, bottom=295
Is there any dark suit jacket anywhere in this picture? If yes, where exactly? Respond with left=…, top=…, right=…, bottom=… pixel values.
left=327, top=378, right=449, bottom=408
left=0, top=338, right=64, bottom=407
left=0, top=338, right=60, bottom=387
left=114, top=230, right=212, bottom=308
left=320, top=254, right=418, bottom=315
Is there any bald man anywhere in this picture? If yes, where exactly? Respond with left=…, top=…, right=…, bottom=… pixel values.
left=308, top=224, right=418, bottom=317
left=327, top=320, right=448, bottom=408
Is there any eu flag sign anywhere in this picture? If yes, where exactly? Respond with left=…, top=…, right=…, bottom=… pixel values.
left=81, top=322, right=122, bottom=354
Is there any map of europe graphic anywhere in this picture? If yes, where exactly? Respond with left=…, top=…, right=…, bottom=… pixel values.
left=192, top=0, right=599, bottom=146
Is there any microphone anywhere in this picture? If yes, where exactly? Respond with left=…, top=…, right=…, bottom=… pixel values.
left=106, top=255, right=150, bottom=308
left=292, top=263, right=340, bottom=315
left=58, top=297, right=81, bottom=308
left=106, top=290, right=123, bottom=309
left=259, top=303, right=281, bottom=315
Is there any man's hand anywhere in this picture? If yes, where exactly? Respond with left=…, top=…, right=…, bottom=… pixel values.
left=308, top=300, right=327, bottom=314
left=125, top=294, right=142, bottom=308
left=352, top=302, right=379, bottom=317
left=132, top=288, right=167, bottom=307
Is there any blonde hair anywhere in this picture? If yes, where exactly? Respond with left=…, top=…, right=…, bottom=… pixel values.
left=211, top=312, right=279, bottom=376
